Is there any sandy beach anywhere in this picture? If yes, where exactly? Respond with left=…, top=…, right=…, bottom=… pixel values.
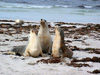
left=0, top=0, right=100, bottom=75
left=0, top=19, right=100, bottom=75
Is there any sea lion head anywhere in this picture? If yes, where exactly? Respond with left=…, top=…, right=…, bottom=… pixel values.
left=40, top=19, right=48, bottom=28
left=55, top=26, right=61, bottom=35
left=29, top=29, right=36, bottom=37
left=55, top=26, right=64, bottom=39
left=55, top=26, right=61, bottom=31
left=30, top=29, right=35, bottom=33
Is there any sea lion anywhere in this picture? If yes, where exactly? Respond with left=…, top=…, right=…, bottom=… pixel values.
left=24, top=29, right=43, bottom=57
left=15, top=19, right=24, bottom=25
left=38, top=19, right=52, bottom=54
left=11, top=45, right=26, bottom=56
left=8, top=29, right=43, bottom=57
left=4, top=44, right=26, bottom=56
left=52, top=26, right=73, bottom=58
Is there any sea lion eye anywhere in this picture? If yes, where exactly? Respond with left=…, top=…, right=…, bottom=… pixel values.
left=44, top=20, right=47, bottom=22
left=41, top=19, right=43, bottom=21
left=32, top=30, right=34, bottom=33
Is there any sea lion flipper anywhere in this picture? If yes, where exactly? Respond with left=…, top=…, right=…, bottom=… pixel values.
left=24, top=49, right=30, bottom=57
left=40, top=50, right=44, bottom=57
left=60, top=57, right=66, bottom=62
left=3, top=51, right=15, bottom=55
left=8, top=52, right=15, bottom=55
left=48, top=42, right=52, bottom=55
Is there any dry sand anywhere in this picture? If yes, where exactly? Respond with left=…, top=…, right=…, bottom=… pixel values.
left=0, top=20, right=100, bottom=75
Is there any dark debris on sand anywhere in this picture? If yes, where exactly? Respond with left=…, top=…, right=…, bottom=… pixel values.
left=66, top=62, right=91, bottom=67
left=88, top=69, right=100, bottom=74
left=69, top=46, right=100, bottom=54
left=0, top=20, right=100, bottom=35
left=71, top=57, right=100, bottom=63
left=36, top=57, right=92, bottom=68
left=84, top=48, right=100, bottom=54
left=0, top=20, right=100, bottom=65
left=37, top=57, right=62, bottom=64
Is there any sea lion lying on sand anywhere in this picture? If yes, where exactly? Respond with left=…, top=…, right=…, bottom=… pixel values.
left=15, top=19, right=24, bottom=25
left=52, top=26, right=73, bottom=58
left=11, top=45, right=26, bottom=56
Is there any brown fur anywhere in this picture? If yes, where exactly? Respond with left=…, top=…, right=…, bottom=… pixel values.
left=52, top=26, right=73, bottom=58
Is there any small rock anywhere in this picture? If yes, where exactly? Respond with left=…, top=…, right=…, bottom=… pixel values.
left=28, top=63, right=36, bottom=65
left=15, top=19, right=24, bottom=25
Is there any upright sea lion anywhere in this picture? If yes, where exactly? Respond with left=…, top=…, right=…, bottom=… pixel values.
left=24, top=29, right=43, bottom=57
left=38, top=19, right=52, bottom=54
left=52, top=26, right=73, bottom=58
left=8, top=29, right=43, bottom=57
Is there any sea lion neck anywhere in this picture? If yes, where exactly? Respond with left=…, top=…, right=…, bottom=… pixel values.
left=40, top=19, right=48, bottom=28
left=40, top=23, right=49, bottom=33
left=55, top=29, right=60, bottom=36
left=40, top=22, right=48, bottom=28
